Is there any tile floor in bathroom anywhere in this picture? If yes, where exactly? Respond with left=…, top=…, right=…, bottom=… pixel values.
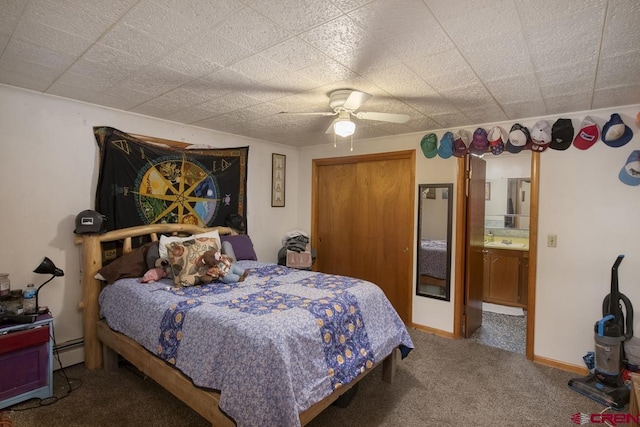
left=470, top=306, right=527, bottom=354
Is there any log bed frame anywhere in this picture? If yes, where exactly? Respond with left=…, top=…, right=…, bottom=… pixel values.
left=75, top=223, right=397, bottom=426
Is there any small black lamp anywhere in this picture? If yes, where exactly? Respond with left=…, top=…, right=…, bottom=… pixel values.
left=33, top=257, right=64, bottom=315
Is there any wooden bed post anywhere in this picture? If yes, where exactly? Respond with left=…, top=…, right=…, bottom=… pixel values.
left=79, top=234, right=104, bottom=369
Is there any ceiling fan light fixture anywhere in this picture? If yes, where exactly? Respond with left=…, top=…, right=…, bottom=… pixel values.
left=334, top=118, right=355, bottom=137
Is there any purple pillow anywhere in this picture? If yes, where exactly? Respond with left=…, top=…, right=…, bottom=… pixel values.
left=220, top=234, right=257, bottom=261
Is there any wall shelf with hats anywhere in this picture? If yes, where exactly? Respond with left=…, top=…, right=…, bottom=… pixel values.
left=418, top=112, right=637, bottom=186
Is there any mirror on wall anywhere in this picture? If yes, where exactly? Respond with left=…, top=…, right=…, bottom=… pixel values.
left=416, top=183, right=453, bottom=301
left=485, top=178, right=531, bottom=230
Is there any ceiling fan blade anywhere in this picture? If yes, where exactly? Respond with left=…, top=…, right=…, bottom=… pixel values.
left=278, top=111, right=336, bottom=117
left=355, top=111, right=410, bottom=124
left=343, top=91, right=372, bottom=110
left=325, top=118, right=338, bottom=134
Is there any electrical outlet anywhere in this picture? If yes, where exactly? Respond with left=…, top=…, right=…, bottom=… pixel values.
left=547, top=234, right=557, bottom=247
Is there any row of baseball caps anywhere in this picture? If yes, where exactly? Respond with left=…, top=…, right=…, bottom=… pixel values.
left=420, top=113, right=635, bottom=159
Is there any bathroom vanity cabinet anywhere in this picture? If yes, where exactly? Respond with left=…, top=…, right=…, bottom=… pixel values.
left=482, top=248, right=528, bottom=308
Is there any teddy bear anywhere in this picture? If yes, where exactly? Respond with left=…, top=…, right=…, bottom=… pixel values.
left=198, top=249, right=248, bottom=284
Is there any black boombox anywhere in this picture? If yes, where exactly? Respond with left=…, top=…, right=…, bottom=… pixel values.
left=74, top=210, right=107, bottom=234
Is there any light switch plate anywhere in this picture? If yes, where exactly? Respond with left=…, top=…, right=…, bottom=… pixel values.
left=547, top=234, right=557, bottom=247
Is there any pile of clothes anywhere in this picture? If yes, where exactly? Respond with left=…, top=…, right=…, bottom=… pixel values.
left=278, top=230, right=315, bottom=269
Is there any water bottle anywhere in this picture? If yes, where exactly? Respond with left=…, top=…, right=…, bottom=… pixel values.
left=23, top=283, right=36, bottom=314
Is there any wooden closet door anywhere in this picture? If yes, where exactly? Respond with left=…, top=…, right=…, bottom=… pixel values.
left=314, top=163, right=357, bottom=276
left=313, top=151, right=414, bottom=323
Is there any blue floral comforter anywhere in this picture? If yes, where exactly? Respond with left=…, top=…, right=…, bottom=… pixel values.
left=99, top=261, right=414, bottom=426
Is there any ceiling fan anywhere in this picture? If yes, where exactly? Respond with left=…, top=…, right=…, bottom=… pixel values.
left=278, top=89, right=410, bottom=138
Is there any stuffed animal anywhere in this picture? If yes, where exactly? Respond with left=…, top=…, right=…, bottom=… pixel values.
left=198, top=250, right=248, bottom=284
left=140, top=257, right=170, bottom=283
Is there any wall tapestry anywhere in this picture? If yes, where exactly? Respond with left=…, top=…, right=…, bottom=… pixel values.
left=93, top=126, right=248, bottom=232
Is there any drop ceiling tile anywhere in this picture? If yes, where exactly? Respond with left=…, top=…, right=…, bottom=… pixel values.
left=363, top=63, right=436, bottom=98
left=0, top=0, right=27, bottom=37
left=380, top=26, right=454, bottom=63
left=99, top=24, right=173, bottom=62
left=260, top=38, right=327, bottom=72
left=429, top=111, right=473, bottom=129
left=64, top=59, right=133, bottom=88
left=0, top=67, right=52, bottom=91
left=118, top=1, right=207, bottom=46
left=2, top=38, right=75, bottom=71
left=118, top=65, right=193, bottom=96
left=406, top=49, right=476, bottom=92
left=515, top=0, right=607, bottom=23
left=484, top=74, right=542, bottom=104
left=428, top=0, right=521, bottom=42
left=464, top=104, right=509, bottom=124
left=168, top=106, right=219, bottom=124
left=544, top=91, right=592, bottom=115
left=404, top=116, right=442, bottom=131
left=214, top=7, right=291, bottom=52
left=155, top=49, right=220, bottom=79
left=537, top=63, right=597, bottom=98
left=330, top=0, right=376, bottom=13
left=525, top=11, right=603, bottom=72
left=501, top=100, right=547, bottom=120
left=458, top=32, right=533, bottom=81
left=592, top=84, right=640, bottom=109
left=51, top=71, right=114, bottom=92
left=0, top=34, right=9, bottom=53
left=184, top=30, right=254, bottom=67
left=296, top=59, right=358, bottom=86
left=46, top=82, right=110, bottom=104
left=300, top=15, right=373, bottom=59
left=596, top=50, right=640, bottom=88
left=243, top=0, right=343, bottom=34
left=131, top=96, right=187, bottom=117
left=81, top=43, right=148, bottom=72
left=348, top=0, right=436, bottom=41
left=156, top=87, right=212, bottom=109
left=230, top=53, right=291, bottom=82
left=65, top=0, right=139, bottom=23
left=151, top=0, right=245, bottom=27
left=22, top=0, right=114, bottom=40
left=13, top=19, right=93, bottom=58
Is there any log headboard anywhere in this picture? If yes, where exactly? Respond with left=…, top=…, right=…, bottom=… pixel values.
left=74, top=224, right=237, bottom=369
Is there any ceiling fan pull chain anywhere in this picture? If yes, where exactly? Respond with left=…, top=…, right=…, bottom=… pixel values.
left=350, top=135, right=353, bottom=152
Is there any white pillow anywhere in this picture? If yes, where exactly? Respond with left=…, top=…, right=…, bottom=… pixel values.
left=158, top=230, right=221, bottom=260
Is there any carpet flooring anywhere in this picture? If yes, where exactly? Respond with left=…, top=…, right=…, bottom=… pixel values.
left=4, top=328, right=610, bottom=426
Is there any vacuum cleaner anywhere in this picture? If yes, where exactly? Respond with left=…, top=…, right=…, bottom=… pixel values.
left=568, top=255, right=634, bottom=409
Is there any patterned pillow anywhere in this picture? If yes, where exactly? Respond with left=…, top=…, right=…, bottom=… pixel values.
left=166, top=237, right=220, bottom=286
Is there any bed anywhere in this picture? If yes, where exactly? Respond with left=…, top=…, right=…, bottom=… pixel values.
left=418, top=239, right=448, bottom=281
left=76, top=224, right=413, bottom=426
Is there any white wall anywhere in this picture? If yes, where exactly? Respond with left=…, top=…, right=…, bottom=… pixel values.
left=0, top=84, right=299, bottom=367
left=298, top=103, right=640, bottom=369
left=3, top=82, right=639, bottom=370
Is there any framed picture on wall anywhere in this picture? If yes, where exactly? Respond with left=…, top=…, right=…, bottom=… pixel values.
left=271, top=153, right=286, bottom=207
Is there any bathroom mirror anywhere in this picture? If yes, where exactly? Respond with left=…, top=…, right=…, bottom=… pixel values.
left=416, top=183, right=453, bottom=301
left=485, top=177, right=531, bottom=230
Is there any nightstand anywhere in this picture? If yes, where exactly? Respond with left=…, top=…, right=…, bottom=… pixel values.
left=0, top=314, right=53, bottom=409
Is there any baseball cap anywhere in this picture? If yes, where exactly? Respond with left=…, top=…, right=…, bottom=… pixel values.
left=438, top=131, right=455, bottom=159
left=469, top=128, right=489, bottom=156
left=453, top=129, right=471, bottom=158
left=487, top=126, right=505, bottom=155
left=619, top=150, right=640, bottom=186
left=549, top=118, right=574, bottom=151
left=506, top=123, right=530, bottom=154
left=530, top=120, right=552, bottom=152
left=420, top=133, right=438, bottom=158
left=602, top=113, right=633, bottom=148
left=573, top=117, right=599, bottom=150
